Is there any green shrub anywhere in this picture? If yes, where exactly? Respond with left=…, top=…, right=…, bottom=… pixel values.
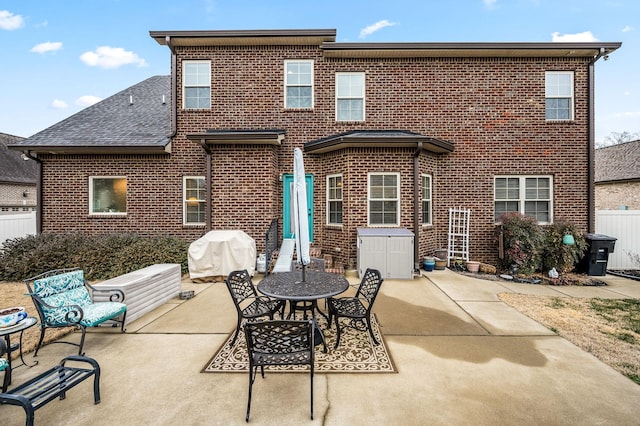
left=541, top=220, right=587, bottom=273
left=0, top=233, right=190, bottom=282
left=496, top=212, right=544, bottom=275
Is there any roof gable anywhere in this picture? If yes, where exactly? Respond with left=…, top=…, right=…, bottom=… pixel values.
left=9, top=76, right=171, bottom=155
left=595, top=140, right=640, bottom=183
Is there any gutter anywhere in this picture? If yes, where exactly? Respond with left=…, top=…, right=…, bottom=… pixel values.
left=587, top=48, right=607, bottom=233
left=166, top=36, right=177, bottom=138
left=413, top=142, right=423, bottom=272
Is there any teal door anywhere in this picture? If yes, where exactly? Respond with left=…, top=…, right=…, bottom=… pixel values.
left=283, top=173, right=314, bottom=242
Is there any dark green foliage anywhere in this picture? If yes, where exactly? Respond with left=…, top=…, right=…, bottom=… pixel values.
left=0, top=232, right=190, bottom=281
left=496, top=212, right=544, bottom=275
left=540, top=220, right=588, bottom=273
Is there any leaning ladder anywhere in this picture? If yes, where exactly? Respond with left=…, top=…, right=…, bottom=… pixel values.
left=447, top=208, right=471, bottom=266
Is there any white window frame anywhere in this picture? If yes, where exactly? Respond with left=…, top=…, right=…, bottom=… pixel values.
left=284, top=60, right=314, bottom=109
left=89, top=176, right=127, bottom=215
left=336, top=72, right=365, bottom=121
left=183, top=176, right=206, bottom=225
left=494, top=175, right=553, bottom=224
left=421, top=174, right=432, bottom=226
left=545, top=71, right=574, bottom=121
left=368, top=172, right=400, bottom=226
left=326, top=174, right=343, bottom=225
left=182, top=60, right=211, bottom=109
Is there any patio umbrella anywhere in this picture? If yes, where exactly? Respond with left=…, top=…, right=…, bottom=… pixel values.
left=293, top=147, right=311, bottom=282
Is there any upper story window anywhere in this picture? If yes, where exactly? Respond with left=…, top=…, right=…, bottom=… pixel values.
left=494, top=176, right=553, bottom=224
left=183, top=176, right=206, bottom=225
left=183, top=60, right=211, bottom=109
left=285, top=60, right=313, bottom=108
left=336, top=72, right=365, bottom=121
left=89, top=176, right=127, bottom=215
left=368, top=173, right=400, bottom=226
left=327, top=174, right=343, bottom=225
left=421, top=174, right=432, bottom=225
left=545, top=71, right=573, bottom=120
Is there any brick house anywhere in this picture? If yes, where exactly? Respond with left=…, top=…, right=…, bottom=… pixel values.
left=9, top=29, right=621, bottom=271
left=0, top=132, right=37, bottom=215
left=595, top=140, right=640, bottom=210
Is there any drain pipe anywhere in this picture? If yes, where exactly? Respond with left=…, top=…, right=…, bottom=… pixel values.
left=198, top=139, right=212, bottom=232
left=165, top=36, right=177, bottom=139
left=413, top=142, right=423, bottom=272
left=587, top=48, right=606, bottom=233
left=22, top=150, right=43, bottom=234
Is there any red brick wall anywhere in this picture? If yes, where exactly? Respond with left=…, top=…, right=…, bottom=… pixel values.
left=40, top=44, right=592, bottom=268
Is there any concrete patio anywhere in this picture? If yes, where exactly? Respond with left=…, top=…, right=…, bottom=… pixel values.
left=3, top=269, right=640, bottom=425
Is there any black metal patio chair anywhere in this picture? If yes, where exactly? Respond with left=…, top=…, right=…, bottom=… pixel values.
left=225, top=270, right=285, bottom=346
left=244, top=320, right=315, bottom=422
left=327, top=268, right=384, bottom=349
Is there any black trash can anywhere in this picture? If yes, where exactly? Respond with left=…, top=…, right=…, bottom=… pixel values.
left=579, top=233, right=617, bottom=276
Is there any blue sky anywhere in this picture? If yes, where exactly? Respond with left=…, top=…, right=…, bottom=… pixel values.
left=1, top=0, right=639, bottom=144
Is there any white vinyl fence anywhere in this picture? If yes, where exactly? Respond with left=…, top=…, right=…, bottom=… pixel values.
left=595, top=210, right=640, bottom=270
left=0, top=212, right=36, bottom=245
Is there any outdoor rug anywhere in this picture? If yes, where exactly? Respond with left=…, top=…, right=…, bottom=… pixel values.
left=203, top=315, right=396, bottom=373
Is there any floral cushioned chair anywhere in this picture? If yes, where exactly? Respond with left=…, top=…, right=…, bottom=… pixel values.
left=25, top=268, right=127, bottom=356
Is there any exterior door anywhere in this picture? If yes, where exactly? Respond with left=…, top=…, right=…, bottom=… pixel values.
left=283, top=173, right=314, bottom=242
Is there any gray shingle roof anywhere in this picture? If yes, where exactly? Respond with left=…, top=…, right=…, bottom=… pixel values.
left=595, top=140, right=640, bottom=183
left=0, top=132, right=37, bottom=184
left=9, top=75, right=171, bottom=154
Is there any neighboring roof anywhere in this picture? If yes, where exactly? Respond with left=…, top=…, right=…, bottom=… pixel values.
left=149, top=29, right=620, bottom=60
left=304, top=130, right=455, bottom=154
left=595, top=139, right=640, bottom=183
left=0, top=132, right=36, bottom=184
left=8, top=76, right=171, bottom=155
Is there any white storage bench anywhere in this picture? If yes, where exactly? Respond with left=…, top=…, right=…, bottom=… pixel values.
left=92, top=264, right=181, bottom=324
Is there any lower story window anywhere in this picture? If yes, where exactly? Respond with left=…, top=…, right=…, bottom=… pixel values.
left=327, top=174, right=343, bottom=225
left=494, top=176, right=552, bottom=223
left=184, top=176, right=206, bottom=225
left=421, top=174, right=432, bottom=225
left=368, top=172, right=399, bottom=226
left=89, top=177, right=127, bottom=214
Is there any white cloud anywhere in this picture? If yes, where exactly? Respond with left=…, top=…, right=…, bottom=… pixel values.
left=483, top=0, right=497, bottom=7
left=359, top=20, right=397, bottom=39
left=0, top=10, right=24, bottom=30
left=30, top=41, right=63, bottom=54
left=551, top=31, right=599, bottom=42
left=51, top=99, right=68, bottom=109
left=622, top=25, right=635, bottom=33
left=75, top=95, right=102, bottom=107
left=80, top=46, right=147, bottom=69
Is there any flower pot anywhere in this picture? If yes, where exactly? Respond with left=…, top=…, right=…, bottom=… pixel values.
left=466, top=261, right=480, bottom=273
left=434, top=258, right=447, bottom=270
left=423, top=257, right=435, bottom=271
left=434, top=248, right=447, bottom=260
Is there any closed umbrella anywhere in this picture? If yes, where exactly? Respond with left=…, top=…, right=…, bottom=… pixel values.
left=293, top=147, right=310, bottom=281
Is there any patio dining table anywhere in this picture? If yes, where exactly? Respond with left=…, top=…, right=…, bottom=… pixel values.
left=257, top=270, right=349, bottom=351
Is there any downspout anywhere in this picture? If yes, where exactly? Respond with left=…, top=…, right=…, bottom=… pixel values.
left=165, top=36, right=177, bottom=138
left=198, top=139, right=213, bottom=232
left=23, top=150, right=43, bottom=234
left=413, top=142, right=423, bottom=272
left=587, top=48, right=606, bottom=233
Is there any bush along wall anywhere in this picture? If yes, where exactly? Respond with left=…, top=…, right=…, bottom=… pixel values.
left=0, top=232, right=190, bottom=282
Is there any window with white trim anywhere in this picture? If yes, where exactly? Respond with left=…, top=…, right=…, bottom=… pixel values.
left=545, top=71, right=573, bottom=120
left=89, top=177, right=127, bottom=215
left=336, top=72, right=365, bottom=121
left=285, top=60, right=313, bottom=108
left=183, top=60, right=211, bottom=109
left=421, top=174, right=432, bottom=225
left=183, top=176, right=206, bottom=225
left=368, top=173, right=400, bottom=226
left=494, top=176, right=552, bottom=224
left=327, top=174, right=343, bottom=225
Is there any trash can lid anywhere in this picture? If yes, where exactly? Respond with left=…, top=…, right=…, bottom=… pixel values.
left=584, top=233, right=617, bottom=241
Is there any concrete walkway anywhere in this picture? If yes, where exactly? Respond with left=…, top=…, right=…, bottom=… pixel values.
left=3, top=269, right=640, bottom=425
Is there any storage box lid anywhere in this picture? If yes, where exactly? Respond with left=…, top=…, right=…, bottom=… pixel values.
left=357, top=227, right=414, bottom=237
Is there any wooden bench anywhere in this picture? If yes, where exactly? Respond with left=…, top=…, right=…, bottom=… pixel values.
left=0, top=355, right=100, bottom=426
